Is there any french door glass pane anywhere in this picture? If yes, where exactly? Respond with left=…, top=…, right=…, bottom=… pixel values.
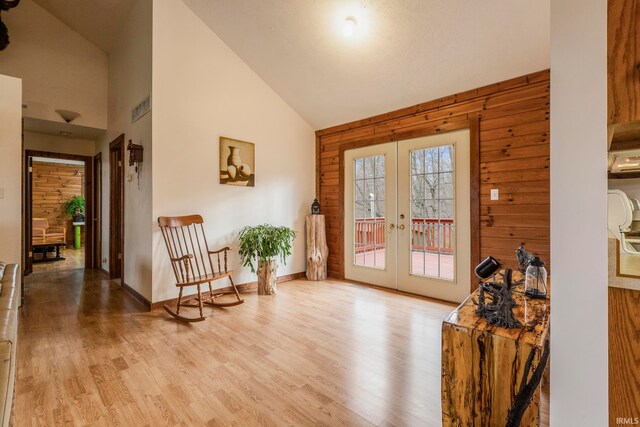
left=354, top=155, right=385, bottom=269
left=409, top=145, right=455, bottom=280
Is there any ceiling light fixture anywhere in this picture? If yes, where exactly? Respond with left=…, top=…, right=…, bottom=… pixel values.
left=55, top=109, right=81, bottom=123
left=343, top=16, right=357, bottom=38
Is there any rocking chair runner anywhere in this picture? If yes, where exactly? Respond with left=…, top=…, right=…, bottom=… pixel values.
left=158, top=215, right=244, bottom=322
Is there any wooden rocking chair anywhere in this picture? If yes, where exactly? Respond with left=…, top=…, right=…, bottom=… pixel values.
left=158, top=215, right=244, bottom=322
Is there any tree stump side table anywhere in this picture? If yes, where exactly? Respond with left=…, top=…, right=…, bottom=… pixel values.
left=442, top=288, right=550, bottom=426
left=305, top=214, right=329, bottom=281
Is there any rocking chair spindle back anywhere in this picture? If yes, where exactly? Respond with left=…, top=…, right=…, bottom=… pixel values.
left=158, top=215, right=244, bottom=322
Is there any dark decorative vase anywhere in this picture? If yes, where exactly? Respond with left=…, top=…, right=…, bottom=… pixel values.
left=73, top=214, right=85, bottom=223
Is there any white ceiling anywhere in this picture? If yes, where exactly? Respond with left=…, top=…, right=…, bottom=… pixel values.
left=183, top=0, right=550, bottom=130
left=24, top=117, right=106, bottom=140
left=32, top=0, right=133, bottom=52
left=30, top=0, right=550, bottom=130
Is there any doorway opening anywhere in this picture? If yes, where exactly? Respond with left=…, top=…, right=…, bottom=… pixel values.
left=109, top=134, right=125, bottom=281
left=24, top=150, right=94, bottom=275
left=343, top=129, right=477, bottom=303
left=93, top=152, right=102, bottom=271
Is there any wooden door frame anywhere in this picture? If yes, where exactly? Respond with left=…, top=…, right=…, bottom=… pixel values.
left=337, top=116, right=481, bottom=292
left=93, top=152, right=103, bottom=271
left=109, top=134, right=125, bottom=281
left=24, top=155, right=32, bottom=276
left=24, top=150, right=94, bottom=274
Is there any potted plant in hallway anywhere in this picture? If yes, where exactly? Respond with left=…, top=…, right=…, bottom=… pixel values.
left=238, top=224, right=297, bottom=295
left=63, top=195, right=85, bottom=223
left=63, top=195, right=86, bottom=249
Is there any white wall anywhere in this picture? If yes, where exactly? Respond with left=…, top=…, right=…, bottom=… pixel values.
left=550, top=0, right=608, bottom=425
left=0, top=0, right=107, bottom=129
left=0, top=75, right=23, bottom=265
left=96, top=0, right=153, bottom=299
left=151, top=0, right=315, bottom=303
left=24, top=131, right=96, bottom=157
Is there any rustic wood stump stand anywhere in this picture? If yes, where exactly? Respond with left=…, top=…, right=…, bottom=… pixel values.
left=257, top=259, right=277, bottom=295
left=305, top=214, right=329, bottom=281
left=442, top=287, right=550, bottom=426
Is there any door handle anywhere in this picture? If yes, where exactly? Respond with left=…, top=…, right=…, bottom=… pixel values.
left=398, top=224, right=405, bottom=230
left=389, top=223, right=395, bottom=230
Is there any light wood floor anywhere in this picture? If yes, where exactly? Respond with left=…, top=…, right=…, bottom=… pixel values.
left=16, top=270, right=548, bottom=426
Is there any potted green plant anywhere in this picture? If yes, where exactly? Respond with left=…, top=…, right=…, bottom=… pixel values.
left=238, top=224, right=297, bottom=295
left=62, top=195, right=85, bottom=223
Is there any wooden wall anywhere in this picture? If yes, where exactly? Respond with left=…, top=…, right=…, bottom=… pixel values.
left=608, top=1, right=640, bottom=422
left=316, top=70, right=550, bottom=279
left=609, top=286, right=640, bottom=424
left=32, top=161, right=84, bottom=244
left=608, top=0, right=640, bottom=125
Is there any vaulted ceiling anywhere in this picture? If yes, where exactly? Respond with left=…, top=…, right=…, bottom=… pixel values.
left=182, top=0, right=550, bottom=129
left=30, top=0, right=550, bottom=130
left=32, top=0, right=133, bottom=52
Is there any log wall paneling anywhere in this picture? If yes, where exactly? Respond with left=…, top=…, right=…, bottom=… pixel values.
left=608, top=1, right=640, bottom=422
left=609, top=286, right=640, bottom=424
left=608, top=0, right=640, bottom=124
left=316, top=70, right=550, bottom=279
left=32, top=161, right=85, bottom=245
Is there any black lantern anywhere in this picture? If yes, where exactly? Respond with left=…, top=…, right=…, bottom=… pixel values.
left=311, top=199, right=320, bottom=214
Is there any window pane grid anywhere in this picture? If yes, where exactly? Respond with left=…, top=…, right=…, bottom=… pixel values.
left=409, top=145, right=455, bottom=280
left=354, top=155, right=385, bottom=270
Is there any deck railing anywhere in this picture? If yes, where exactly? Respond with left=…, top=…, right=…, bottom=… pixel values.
left=354, top=217, right=454, bottom=253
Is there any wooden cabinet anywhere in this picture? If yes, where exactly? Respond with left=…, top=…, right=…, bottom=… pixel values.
left=442, top=289, right=550, bottom=426
left=608, top=0, right=640, bottom=124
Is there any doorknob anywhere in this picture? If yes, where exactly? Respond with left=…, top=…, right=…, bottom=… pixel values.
left=389, top=223, right=395, bottom=230
left=398, top=224, right=405, bottom=230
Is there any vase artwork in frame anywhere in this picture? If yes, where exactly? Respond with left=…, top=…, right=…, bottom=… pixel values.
left=219, top=136, right=255, bottom=187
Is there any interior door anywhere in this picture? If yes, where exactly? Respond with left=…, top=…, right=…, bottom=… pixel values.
left=344, top=142, right=397, bottom=288
left=24, top=155, right=33, bottom=276
left=93, top=153, right=102, bottom=270
left=397, top=130, right=471, bottom=302
left=109, top=136, right=124, bottom=280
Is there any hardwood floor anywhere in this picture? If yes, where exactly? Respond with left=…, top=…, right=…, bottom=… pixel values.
left=32, top=245, right=84, bottom=273
left=16, top=270, right=549, bottom=426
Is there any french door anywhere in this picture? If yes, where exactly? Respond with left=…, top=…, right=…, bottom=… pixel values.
left=344, top=129, right=471, bottom=303
left=344, top=142, right=397, bottom=288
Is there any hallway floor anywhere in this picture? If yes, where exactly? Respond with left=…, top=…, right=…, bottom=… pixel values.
left=32, top=245, right=84, bottom=273
left=15, top=270, right=548, bottom=426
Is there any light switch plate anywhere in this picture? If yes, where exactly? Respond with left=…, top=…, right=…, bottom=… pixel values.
left=490, top=188, right=499, bottom=200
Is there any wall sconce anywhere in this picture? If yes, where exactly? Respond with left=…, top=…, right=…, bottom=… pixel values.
left=127, top=140, right=143, bottom=166
left=127, top=139, right=143, bottom=188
